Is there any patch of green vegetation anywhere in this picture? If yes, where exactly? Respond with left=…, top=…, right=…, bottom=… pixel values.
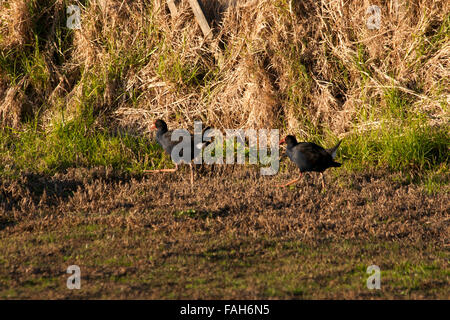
left=184, top=277, right=208, bottom=289
left=421, top=164, right=449, bottom=194
left=341, top=121, right=448, bottom=171
left=22, top=276, right=59, bottom=291
left=174, top=208, right=197, bottom=218
left=0, top=115, right=171, bottom=177
left=102, top=256, right=134, bottom=267
left=38, top=233, right=57, bottom=244
left=328, top=87, right=449, bottom=189
left=0, top=288, right=18, bottom=299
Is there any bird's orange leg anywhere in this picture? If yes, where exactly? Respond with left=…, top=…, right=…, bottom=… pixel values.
left=144, top=163, right=178, bottom=173
left=189, top=162, right=194, bottom=188
left=276, top=172, right=302, bottom=188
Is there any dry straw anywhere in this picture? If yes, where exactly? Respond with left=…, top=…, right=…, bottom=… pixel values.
left=0, top=0, right=448, bottom=135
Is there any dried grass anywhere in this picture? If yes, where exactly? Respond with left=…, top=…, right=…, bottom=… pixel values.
left=0, top=0, right=31, bottom=50
left=0, top=77, right=26, bottom=128
left=0, top=0, right=448, bottom=134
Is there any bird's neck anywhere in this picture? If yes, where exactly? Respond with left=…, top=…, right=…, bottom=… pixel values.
left=156, top=128, right=168, bottom=137
left=286, top=142, right=297, bottom=150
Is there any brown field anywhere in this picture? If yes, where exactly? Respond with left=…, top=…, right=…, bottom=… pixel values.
left=0, top=165, right=448, bottom=299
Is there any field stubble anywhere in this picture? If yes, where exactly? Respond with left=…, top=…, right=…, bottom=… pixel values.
left=0, top=165, right=448, bottom=299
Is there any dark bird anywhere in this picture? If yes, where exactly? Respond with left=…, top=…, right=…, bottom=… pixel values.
left=277, top=135, right=342, bottom=188
left=145, top=119, right=211, bottom=186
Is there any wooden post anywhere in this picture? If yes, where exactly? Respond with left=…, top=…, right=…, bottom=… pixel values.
left=167, top=0, right=178, bottom=17
left=187, top=0, right=212, bottom=39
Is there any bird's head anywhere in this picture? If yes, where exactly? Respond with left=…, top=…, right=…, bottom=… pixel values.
left=151, top=119, right=168, bottom=132
left=279, top=135, right=297, bottom=146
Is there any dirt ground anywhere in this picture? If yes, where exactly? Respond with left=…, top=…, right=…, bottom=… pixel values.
left=0, top=165, right=448, bottom=299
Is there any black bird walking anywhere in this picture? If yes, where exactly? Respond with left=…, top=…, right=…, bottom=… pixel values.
left=277, top=135, right=342, bottom=188
left=145, top=119, right=210, bottom=186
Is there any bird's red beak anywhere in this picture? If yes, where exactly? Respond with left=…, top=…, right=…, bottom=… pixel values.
left=279, top=138, right=286, bottom=145
left=150, top=123, right=156, bottom=130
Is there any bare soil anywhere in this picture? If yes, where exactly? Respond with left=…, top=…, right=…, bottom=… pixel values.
left=0, top=165, right=448, bottom=299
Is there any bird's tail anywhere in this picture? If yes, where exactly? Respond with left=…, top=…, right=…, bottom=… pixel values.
left=326, top=140, right=342, bottom=160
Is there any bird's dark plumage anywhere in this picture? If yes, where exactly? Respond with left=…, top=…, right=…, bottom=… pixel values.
left=149, top=119, right=212, bottom=187
left=276, top=135, right=341, bottom=188
left=282, top=135, right=341, bottom=173
left=153, top=119, right=210, bottom=163
left=154, top=119, right=174, bottom=155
